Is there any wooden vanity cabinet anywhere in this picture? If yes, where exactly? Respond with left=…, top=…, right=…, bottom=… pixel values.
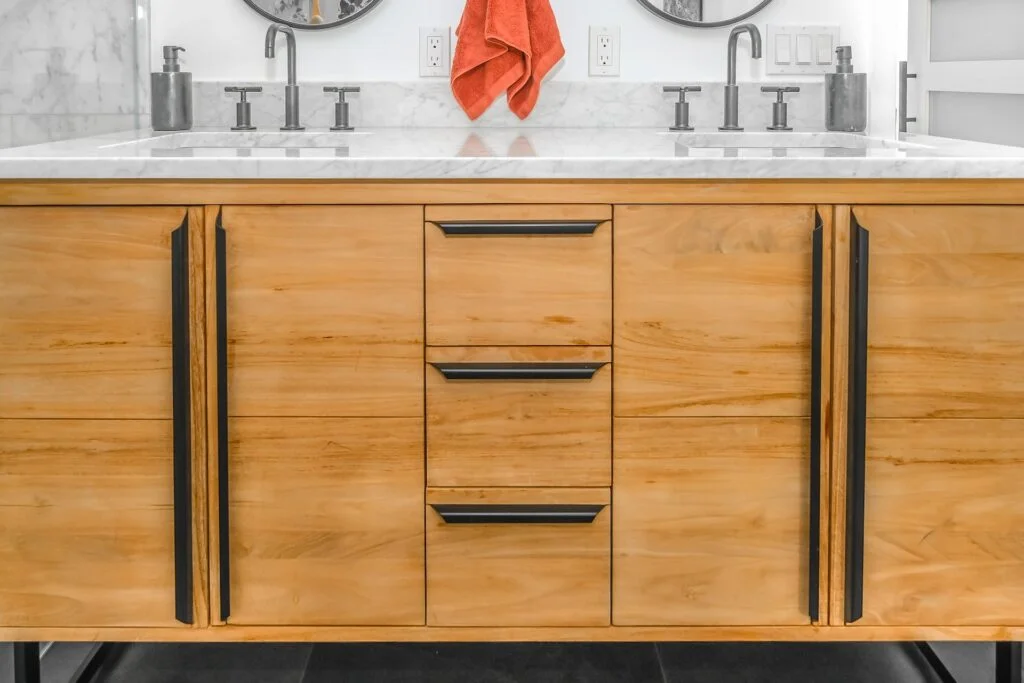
left=213, top=206, right=426, bottom=626
left=0, top=207, right=202, bottom=628
left=613, top=205, right=826, bottom=626
left=3, top=181, right=1024, bottom=645
left=840, top=206, right=1024, bottom=627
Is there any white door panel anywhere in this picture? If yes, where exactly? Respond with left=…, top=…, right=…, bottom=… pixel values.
left=907, top=0, right=1024, bottom=143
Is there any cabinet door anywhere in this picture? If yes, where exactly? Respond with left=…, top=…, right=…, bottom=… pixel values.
left=613, top=205, right=824, bottom=626
left=215, top=206, right=425, bottom=625
left=615, top=205, right=816, bottom=417
left=222, top=206, right=423, bottom=417
left=0, top=207, right=196, bottom=628
left=845, top=206, right=1024, bottom=627
left=227, top=419, right=425, bottom=626
left=614, top=419, right=810, bottom=626
left=0, top=207, right=184, bottom=419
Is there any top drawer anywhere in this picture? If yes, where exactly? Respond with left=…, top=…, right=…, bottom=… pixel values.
left=425, top=205, right=612, bottom=347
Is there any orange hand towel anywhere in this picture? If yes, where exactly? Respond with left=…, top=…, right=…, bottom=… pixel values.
left=451, top=0, right=565, bottom=121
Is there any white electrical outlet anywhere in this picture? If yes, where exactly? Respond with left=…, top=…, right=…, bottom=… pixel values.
left=420, top=26, right=451, bottom=77
left=589, top=26, right=620, bottom=77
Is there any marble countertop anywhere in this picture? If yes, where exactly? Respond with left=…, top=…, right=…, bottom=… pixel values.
left=1, top=128, right=1023, bottom=180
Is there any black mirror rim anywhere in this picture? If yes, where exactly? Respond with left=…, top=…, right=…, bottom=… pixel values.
left=242, top=0, right=385, bottom=30
left=635, top=0, right=775, bottom=28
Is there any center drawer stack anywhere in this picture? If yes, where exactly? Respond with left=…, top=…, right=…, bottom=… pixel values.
left=424, top=205, right=613, bottom=626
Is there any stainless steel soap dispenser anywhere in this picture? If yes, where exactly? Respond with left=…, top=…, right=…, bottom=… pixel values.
left=825, top=46, right=867, bottom=132
left=151, top=46, right=193, bottom=131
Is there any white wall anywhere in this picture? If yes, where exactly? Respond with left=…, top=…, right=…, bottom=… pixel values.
left=1, top=0, right=143, bottom=148
left=151, top=0, right=873, bottom=83
left=867, top=0, right=908, bottom=138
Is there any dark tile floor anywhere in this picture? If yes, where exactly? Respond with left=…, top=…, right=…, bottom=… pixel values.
left=1, top=641, right=1018, bottom=683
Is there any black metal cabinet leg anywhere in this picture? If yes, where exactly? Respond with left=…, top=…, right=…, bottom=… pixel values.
left=997, top=642, right=1022, bottom=683
left=13, top=643, right=41, bottom=683
left=914, top=643, right=958, bottom=683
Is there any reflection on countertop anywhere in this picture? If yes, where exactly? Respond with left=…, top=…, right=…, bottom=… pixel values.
left=0, top=128, right=1022, bottom=180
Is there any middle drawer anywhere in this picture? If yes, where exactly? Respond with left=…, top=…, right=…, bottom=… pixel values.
left=427, top=347, right=612, bottom=488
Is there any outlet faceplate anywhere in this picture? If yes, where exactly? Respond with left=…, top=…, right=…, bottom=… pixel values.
left=420, top=26, right=451, bottom=77
left=589, top=25, right=620, bottom=77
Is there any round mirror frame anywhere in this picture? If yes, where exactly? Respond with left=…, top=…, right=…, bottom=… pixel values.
left=635, top=0, right=775, bottom=28
left=242, top=0, right=384, bottom=30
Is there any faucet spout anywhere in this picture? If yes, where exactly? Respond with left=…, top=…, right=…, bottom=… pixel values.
left=721, top=23, right=763, bottom=131
left=726, top=23, right=763, bottom=86
left=265, top=23, right=297, bottom=85
left=265, top=23, right=304, bottom=131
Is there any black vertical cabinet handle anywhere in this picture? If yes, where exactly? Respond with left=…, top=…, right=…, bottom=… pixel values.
left=13, top=642, right=41, bottom=683
left=170, top=216, right=193, bottom=625
left=215, top=213, right=231, bottom=622
left=846, top=213, right=870, bottom=624
left=432, top=221, right=602, bottom=236
left=808, top=213, right=824, bottom=622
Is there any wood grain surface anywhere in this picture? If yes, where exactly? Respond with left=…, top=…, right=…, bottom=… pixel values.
left=615, top=204, right=816, bottom=417
left=614, top=418, right=811, bottom=627
left=5, top=180, right=1024, bottom=207
left=227, top=418, right=425, bottom=626
left=859, top=418, right=1024, bottom=627
left=221, top=206, right=424, bottom=417
left=857, top=205, right=1024, bottom=418
left=426, top=487, right=611, bottom=627
left=0, top=207, right=187, bottom=419
left=426, top=347, right=612, bottom=487
left=426, top=206, right=612, bottom=346
left=0, top=420, right=183, bottom=628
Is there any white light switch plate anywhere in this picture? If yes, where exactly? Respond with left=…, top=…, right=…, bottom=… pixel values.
left=589, top=25, right=620, bottom=77
left=767, top=25, right=840, bottom=75
left=420, top=26, right=451, bottom=77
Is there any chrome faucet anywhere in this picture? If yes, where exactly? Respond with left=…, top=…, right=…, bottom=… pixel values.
left=265, top=23, right=304, bottom=131
left=721, top=23, right=763, bottom=131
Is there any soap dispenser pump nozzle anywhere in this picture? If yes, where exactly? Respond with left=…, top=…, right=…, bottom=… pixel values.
left=162, top=46, right=185, bottom=73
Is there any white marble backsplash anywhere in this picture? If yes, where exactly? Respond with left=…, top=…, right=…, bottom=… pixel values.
left=193, top=81, right=827, bottom=131
left=0, top=0, right=149, bottom=148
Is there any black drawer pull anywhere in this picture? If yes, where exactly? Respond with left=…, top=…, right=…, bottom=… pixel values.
left=170, top=215, right=193, bottom=626
left=433, top=221, right=601, bottom=236
left=431, top=504, right=605, bottom=525
left=431, top=362, right=606, bottom=381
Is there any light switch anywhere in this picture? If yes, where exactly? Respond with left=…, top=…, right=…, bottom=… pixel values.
left=796, top=34, right=813, bottom=65
left=816, top=33, right=834, bottom=65
left=775, top=33, right=792, bottom=64
left=766, top=25, right=840, bottom=75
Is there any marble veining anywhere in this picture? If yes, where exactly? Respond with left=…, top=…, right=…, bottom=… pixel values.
left=195, top=81, right=826, bottom=131
left=0, top=0, right=146, bottom=147
left=1, top=128, right=1022, bottom=180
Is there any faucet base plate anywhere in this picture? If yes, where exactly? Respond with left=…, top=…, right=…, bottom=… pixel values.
left=331, top=125, right=356, bottom=132
left=767, top=125, right=794, bottom=132
left=669, top=125, right=695, bottom=132
left=280, top=126, right=306, bottom=132
left=231, top=125, right=257, bottom=132
left=719, top=126, right=744, bottom=132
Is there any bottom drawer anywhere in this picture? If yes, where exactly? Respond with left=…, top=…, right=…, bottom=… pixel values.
left=426, top=487, right=611, bottom=627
